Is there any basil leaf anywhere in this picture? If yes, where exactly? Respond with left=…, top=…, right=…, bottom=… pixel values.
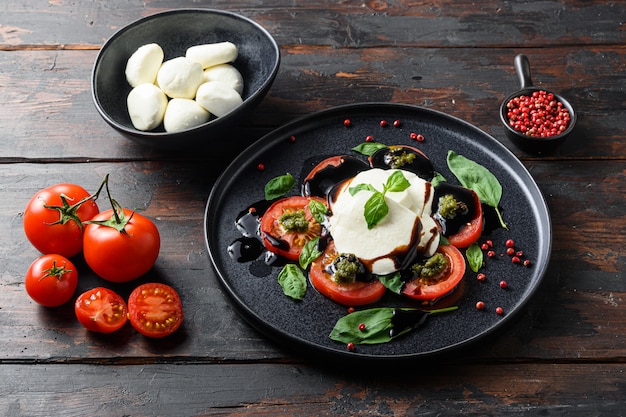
left=264, top=173, right=296, bottom=200
left=330, top=308, right=395, bottom=344
left=446, top=151, right=508, bottom=229
left=466, top=242, right=483, bottom=273
left=430, top=171, right=447, bottom=187
left=349, top=183, right=377, bottom=196
left=299, top=237, right=322, bottom=270
left=352, top=142, right=387, bottom=156
left=308, top=199, right=328, bottom=224
left=277, top=264, right=307, bottom=300
left=439, top=235, right=450, bottom=246
left=364, top=192, right=388, bottom=229
left=379, top=272, right=404, bottom=294
left=329, top=307, right=459, bottom=345
left=384, top=170, right=411, bottom=193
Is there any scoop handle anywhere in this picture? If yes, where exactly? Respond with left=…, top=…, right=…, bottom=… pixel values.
left=514, top=54, right=534, bottom=89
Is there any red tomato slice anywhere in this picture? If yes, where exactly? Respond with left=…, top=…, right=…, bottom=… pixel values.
left=75, top=287, right=128, bottom=333
left=260, top=196, right=327, bottom=261
left=128, top=283, right=183, bottom=338
left=446, top=192, right=483, bottom=248
left=402, top=244, right=466, bottom=301
left=309, top=241, right=386, bottom=306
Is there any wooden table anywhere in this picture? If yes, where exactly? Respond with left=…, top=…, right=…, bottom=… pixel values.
left=1, top=1, right=625, bottom=415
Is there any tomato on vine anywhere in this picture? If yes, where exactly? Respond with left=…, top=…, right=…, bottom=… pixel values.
left=23, top=183, right=100, bottom=257
left=24, top=254, right=78, bottom=307
left=83, top=175, right=160, bottom=282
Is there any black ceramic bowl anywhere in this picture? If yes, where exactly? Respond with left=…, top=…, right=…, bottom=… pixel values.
left=500, top=54, right=576, bottom=154
left=92, top=9, right=280, bottom=149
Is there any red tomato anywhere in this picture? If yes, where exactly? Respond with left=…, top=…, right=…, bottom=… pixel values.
left=23, top=183, right=99, bottom=257
left=128, top=283, right=183, bottom=338
left=260, top=196, right=327, bottom=261
left=83, top=208, right=160, bottom=282
left=24, top=254, right=78, bottom=307
left=75, top=287, right=128, bottom=333
left=309, top=241, right=386, bottom=306
left=446, top=193, right=483, bottom=249
left=402, top=244, right=466, bottom=301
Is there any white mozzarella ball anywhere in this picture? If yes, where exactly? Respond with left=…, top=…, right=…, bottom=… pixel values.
left=195, top=81, right=243, bottom=117
left=203, top=64, right=244, bottom=95
left=126, top=83, right=168, bottom=131
left=163, top=98, right=211, bottom=132
left=125, top=43, right=164, bottom=87
left=156, top=57, right=204, bottom=99
left=186, top=42, right=238, bottom=69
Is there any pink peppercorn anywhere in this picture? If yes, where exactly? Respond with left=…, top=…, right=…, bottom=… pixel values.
left=506, top=90, right=570, bottom=138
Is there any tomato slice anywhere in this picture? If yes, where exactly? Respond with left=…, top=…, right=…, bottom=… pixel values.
left=75, top=287, right=128, bottom=333
left=128, top=283, right=183, bottom=338
left=260, top=196, right=327, bottom=261
left=309, top=241, right=386, bottom=306
left=433, top=183, right=483, bottom=249
left=402, top=244, right=466, bottom=301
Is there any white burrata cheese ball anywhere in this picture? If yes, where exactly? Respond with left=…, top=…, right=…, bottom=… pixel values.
left=329, top=168, right=440, bottom=275
left=125, top=43, right=164, bottom=88
left=127, top=83, right=168, bottom=131
left=156, top=57, right=204, bottom=99
left=195, top=81, right=243, bottom=117
left=163, top=98, right=211, bottom=133
left=186, top=41, right=238, bottom=69
left=202, top=64, right=244, bottom=95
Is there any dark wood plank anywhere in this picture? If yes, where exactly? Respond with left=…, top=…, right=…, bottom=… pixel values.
left=1, top=46, right=623, bottom=160
left=1, top=362, right=625, bottom=416
left=0, top=159, right=624, bottom=363
left=2, top=0, right=624, bottom=48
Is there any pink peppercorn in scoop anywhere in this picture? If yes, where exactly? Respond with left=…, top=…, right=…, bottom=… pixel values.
left=499, top=54, right=576, bottom=154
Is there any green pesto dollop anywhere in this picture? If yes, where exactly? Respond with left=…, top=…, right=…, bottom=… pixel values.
left=411, top=252, right=449, bottom=281
left=332, top=254, right=361, bottom=284
left=386, top=150, right=416, bottom=169
left=438, top=194, right=468, bottom=220
left=279, top=209, right=309, bottom=232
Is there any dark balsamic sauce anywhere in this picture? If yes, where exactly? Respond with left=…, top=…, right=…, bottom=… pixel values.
left=432, top=182, right=481, bottom=236
left=369, top=146, right=435, bottom=181
left=302, top=155, right=369, bottom=198
left=389, top=309, right=430, bottom=338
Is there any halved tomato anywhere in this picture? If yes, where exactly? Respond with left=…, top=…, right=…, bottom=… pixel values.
left=260, top=196, right=327, bottom=261
left=74, top=287, right=128, bottom=333
left=309, top=241, right=386, bottom=306
left=128, top=283, right=183, bottom=338
left=402, top=244, right=466, bottom=301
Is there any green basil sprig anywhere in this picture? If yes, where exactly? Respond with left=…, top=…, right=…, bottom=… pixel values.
left=264, top=173, right=296, bottom=200
left=330, top=306, right=458, bottom=345
left=349, top=170, right=411, bottom=229
left=446, top=151, right=508, bottom=230
left=352, top=142, right=387, bottom=156
left=466, top=242, right=483, bottom=273
left=378, top=272, right=403, bottom=294
left=277, top=264, right=307, bottom=301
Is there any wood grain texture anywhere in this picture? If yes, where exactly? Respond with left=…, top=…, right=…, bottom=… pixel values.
left=0, top=0, right=625, bottom=415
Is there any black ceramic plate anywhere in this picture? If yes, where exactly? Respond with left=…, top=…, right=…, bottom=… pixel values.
left=205, top=103, right=551, bottom=363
